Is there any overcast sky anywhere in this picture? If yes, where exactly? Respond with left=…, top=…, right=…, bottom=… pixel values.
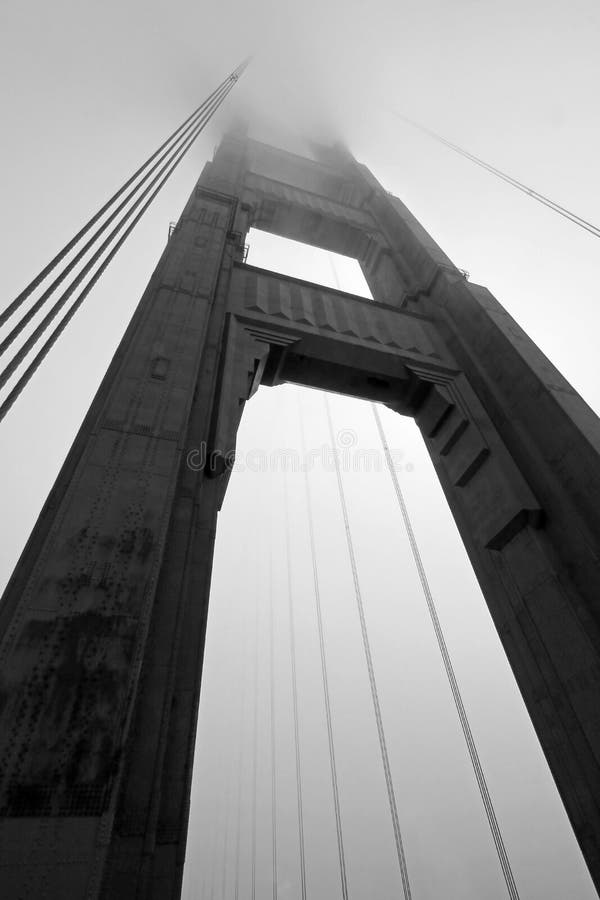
left=1, top=1, right=600, bottom=898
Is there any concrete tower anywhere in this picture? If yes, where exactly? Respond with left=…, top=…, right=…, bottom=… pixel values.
left=1, top=129, right=600, bottom=898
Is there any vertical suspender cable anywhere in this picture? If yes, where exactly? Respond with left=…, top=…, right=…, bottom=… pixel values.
left=205, top=804, right=219, bottom=900
left=233, top=622, right=248, bottom=900
left=283, top=474, right=308, bottom=900
left=324, top=394, right=412, bottom=900
left=233, top=773, right=242, bottom=900
left=206, top=786, right=220, bottom=900
left=206, top=666, right=234, bottom=900
left=215, top=597, right=247, bottom=900
left=219, top=803, right=231, bottom=900
left=221, top=604, right=246, bottom=900
left=298, top=398, right=349, bottom=900
left=220, top=790, right=231, bottom=900
left=371, top=403, right=521, bottom=900
left=251, top=587, right=259, bottom=900
left=269, top=546, right=279, bottom=900
left=220, top=716, right=233, bottom=900
left=220, top=600, right=248, bottom=900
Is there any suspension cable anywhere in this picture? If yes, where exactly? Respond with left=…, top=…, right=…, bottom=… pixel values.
left=220, top=784, right=231, bottom=900
left=205, top=803, right=219, bottom=900
left=283, top=473, right=308, bottom=900
left=233, top=778, right=242, bottom=900
left=0, top=76, right=237, bottom=424
left=233, top=616, right=249, bottom=900
left=251, top=584, right=259, bottom=900
left=324, top=394, right=412, bottom=900
left=0, top=77, right=233, bottom=360
left=219, top=606, right=249, bottom=900
left=268, top=544, right=279, bottom=900
left=0, top=59, right=249, bottom=328
left=209, top=652, right=232, bottom=900
left=207, top=671, right=234, bottom=900
left=0, top=76, right=235, bottom=413
left=298, top=396, right=349, bottom=900
left=206, top=764, right=222, bottom=900
left=371, top=402, right=521, bottom=900
left=388, top=110, right=600, bottom=240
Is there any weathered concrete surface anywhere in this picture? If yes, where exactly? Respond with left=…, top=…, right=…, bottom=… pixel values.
left=0, top=138, right=252, bottom=898
left=0, top=129, right=599, bottom=898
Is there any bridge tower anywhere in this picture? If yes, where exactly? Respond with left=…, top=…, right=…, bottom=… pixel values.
left=1, top=129, right=600, bottom=898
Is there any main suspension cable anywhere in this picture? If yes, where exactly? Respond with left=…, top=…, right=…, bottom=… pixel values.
left=0, top=59, right=249, bottom=328
left=283, top=474, right=308, bottom=900
left=371, top=402, right=521, bottom=900
left=0, top=77, right=233, bottom=360
left=324, top=394, right=412, bottom=900
left=0, top=76, right=234, bottom=409
left=0, top=75, right=238, bottom=424
left=298, top=396, right=349, bottom=900
left=388, top=110, right=600, bottom=240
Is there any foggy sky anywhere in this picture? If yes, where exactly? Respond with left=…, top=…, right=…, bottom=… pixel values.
left=1, top=1, right=600, bottom=898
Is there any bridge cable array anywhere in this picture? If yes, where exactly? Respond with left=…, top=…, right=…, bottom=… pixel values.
left=326, top=256, right=413, bottom=895
left=388, top=110, right=600, bottom=240
left=0, top=58, right=249, bottom=424
left=298, top=399, right=350, bottom=900
left=329, top=246, right=520, bottom=897
left=324, top=394, right=413, bottom=900
left=199, top=393, right=523, bottom=898
left=371, top=403, right=521, bottom=900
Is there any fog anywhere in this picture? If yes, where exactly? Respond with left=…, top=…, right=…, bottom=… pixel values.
left=1, top=1, right=600, bottom=897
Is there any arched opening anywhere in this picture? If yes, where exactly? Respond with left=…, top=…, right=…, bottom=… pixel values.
left=182, top=230, right=596, bottom=899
